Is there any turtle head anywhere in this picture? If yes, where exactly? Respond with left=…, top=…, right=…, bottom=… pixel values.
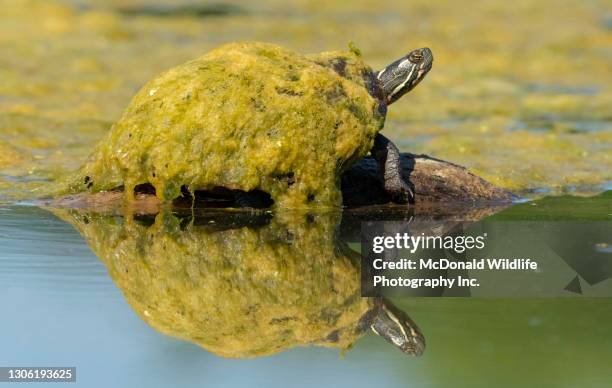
left=376, top=47, right=433, bottom=105
left=369, top=298, right=425, bottom=356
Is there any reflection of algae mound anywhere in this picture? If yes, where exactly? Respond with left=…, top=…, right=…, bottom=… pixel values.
left=54, top=209, right=372, bottom=358
left=64, top=42, right=384, bottom=208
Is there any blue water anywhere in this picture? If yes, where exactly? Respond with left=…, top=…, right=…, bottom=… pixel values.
left=2, top=205, right=612, bottom=388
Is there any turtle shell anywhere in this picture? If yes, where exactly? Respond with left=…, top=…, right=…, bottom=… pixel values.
left=66, top=42, right=385, bottom=207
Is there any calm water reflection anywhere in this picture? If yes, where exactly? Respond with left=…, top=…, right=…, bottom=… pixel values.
left=1, top=198, right=612, bottom=387
left=49, top=207, right=427, bottom=358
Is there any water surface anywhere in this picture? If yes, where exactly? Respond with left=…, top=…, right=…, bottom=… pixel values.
left=2, top=196, right=612, bottom=387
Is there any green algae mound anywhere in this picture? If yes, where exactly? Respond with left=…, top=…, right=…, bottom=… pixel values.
left=53, top=209, right=372, bottom=358
left=65, top=42, right=384, bottom=208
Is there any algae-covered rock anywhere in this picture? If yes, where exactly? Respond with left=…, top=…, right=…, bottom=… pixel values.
left=64, top=42, right=384, bottom=208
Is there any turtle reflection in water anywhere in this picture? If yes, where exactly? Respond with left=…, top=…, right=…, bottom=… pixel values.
left=52, top=209, right=424, bottom=358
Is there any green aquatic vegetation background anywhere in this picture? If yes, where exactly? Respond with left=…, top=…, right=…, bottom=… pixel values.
left=0, top=0, right=611, bottom=201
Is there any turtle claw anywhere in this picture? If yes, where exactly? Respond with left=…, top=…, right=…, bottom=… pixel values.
left=386, top=177, right=414, bottom=204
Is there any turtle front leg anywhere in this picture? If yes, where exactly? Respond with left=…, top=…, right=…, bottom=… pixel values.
left=371, top=133, right=414, bottom=204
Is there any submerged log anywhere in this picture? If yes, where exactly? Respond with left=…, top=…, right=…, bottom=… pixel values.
left=46, top=153, right=514, bottom=213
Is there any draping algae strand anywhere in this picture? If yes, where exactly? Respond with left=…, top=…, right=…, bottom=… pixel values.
left=0, top=0, right=611, bottom=202
left=58, top=42, right=383, bottom=208
left=51, top=208, right=373, bottom=358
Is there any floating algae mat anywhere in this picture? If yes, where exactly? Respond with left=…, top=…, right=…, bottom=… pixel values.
left=59, top=42, right=383, bottom=207
left=0, top=0, right=611, bottom=201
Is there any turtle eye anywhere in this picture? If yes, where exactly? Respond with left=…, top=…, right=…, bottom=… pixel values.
left=409, top=52, right=423, bottom=63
